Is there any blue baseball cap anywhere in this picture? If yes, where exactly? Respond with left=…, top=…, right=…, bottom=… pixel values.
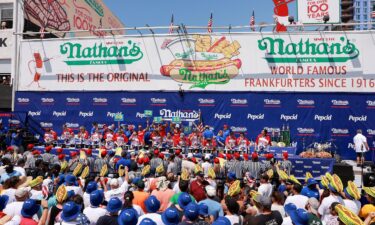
left=307, top=178, right=318, bottom=187
left=90, top=190, right=104, bottom=207
left=177, top=192, right=192, bottom=209
left=86, top=181, right=98, bottom=194
left=21, top=199, right=40, bottom=218
left=162, top=207, right=180, bottom=225
left=290, top=208, right=309, bottom=225
left=198, top=203, right=209, bottom=217
left=107, top=197, right=122, bottom=213
left=65, top=174, right=76, bottom=185
left=215, top=216, right=231, bottom=225
left=228, top=172, right=236, bottom=180
left=61, top=201, right=81, bottom=222
left=284, top=203, right=297, bottom=217
left=184, top=203, right=199, bottom=221
left=0, top=195, right=9, bottom=211
left=118, top=208, right=138, bottom=225
left=139, top=218, right=156, bottom=225
left=145, top=195, right=160, bottom=213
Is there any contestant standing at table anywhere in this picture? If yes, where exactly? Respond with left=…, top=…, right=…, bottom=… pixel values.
left=353, top=129, right=369, bottom=166
left=255, top=129, right=272, bottom=153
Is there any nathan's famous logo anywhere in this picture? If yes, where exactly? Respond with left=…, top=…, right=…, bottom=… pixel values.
left=258, top=36, right=359, bottom=63
left=84, top=0, right=104, bottom=16
left=60, top=41, right=143, bottom=66
left=160, top=35, right=242, bottom=89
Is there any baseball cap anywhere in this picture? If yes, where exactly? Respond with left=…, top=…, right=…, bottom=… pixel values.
left=215, top=217, right=231, bottom=225
left=254, top=195, right=272, bottom=208
left=144, top=195, right=160, bottom=213
left=15, top=187, right=31, bottom=198
left=177, top=192, right=192, bottom=209
left=184, top=203, right=199, bottom=221
left=109, top=178, right=119, bottom=186
left=0, top=195, right=9, bottom=211
left=85, top=181, right=98, bottom=194
left=21, top=199, right=40, bottom=218
left=61, top=201, right=81, bottom=222
left=198, top=203, right=209, bottom=217
left=107, top=197, right=122, bottom=213
left=118, top=208, right=138, bottom=225
left=162, top=207, right=180, bottom=225
left=90, top=190, right=104, bottom=207
left=139, top=218, right=156, bottom=225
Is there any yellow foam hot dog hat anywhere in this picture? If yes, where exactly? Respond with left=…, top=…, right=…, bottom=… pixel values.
left=29, top=176, right=43, bottom=188
left=208, top=167, right=216, bottom=179
left=335, top=204, right=364, bottom=225
left=181, top=169, right=190, bottom=181
left=80, top=166, right=89, bottom=179
left=228, top=180, right=241, bottom=197
left=56, top=185, right=68, bottom=203
left=141, top=165, right=151, bottom=177
left=100, top=164, right=108, bottom=177
left=73, top=163, right=83, bottom=177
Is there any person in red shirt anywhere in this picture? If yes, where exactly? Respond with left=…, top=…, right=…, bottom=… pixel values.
left=202, top=137, right=216, bottom=151
left=188, top=130, right=201, bottom=149
left=77, top=126, right=89, bottom=144
left=190, top=171, right=206, bottom=202
left=61, top=124, right=73, bottom=144
left=158, top=122, right=167, bottom=138
left=237, top=132, right=250, bottom=153
left=255, top=129, right=272, bottom=153
left=225, top=132, right=238, bottom=151
left=172, top=131, right=180, bottom=147
left=43, top=128, right=57, bottom=144
left=137, top=122, right=150, bottom=146
left=163, top=131, right=174, bottom=148
left=114, top=129, right=128, bottom=147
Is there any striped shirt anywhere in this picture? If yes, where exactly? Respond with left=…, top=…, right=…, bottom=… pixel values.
left=279, top=160, right=293, bottom=175
left=245, top=161, right=262, bottom=180
left=150, top=158, right=163, bottom=170
left=94, top=158, right=107, bottom=173
left=227, top=160, right=244, bottom=179
left=174, top=157, right=182, bottom=174
left=260, top=161, right=272, bottom=174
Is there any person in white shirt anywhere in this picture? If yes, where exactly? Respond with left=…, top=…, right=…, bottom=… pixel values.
left=65, top=174, right=83, bottom=196
left=353, top=129, right=369, bottom=166
left=318, top=186, right=344, bottom=224
left=3, top=187, right=38, bottom=223
left=83, top=190, right=107, bottom=225
left=201, top=156, right=212, bottom=177
left=105, top=178, right=128, bottom=203
left=258, top=174, right=273, bottom=197
left=284, top=184, right=308, bottom=210
left=83, top=181, right=98, bottom=208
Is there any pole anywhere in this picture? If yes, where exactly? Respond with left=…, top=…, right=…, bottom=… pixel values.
left=11, top=0, right=20, bottom=111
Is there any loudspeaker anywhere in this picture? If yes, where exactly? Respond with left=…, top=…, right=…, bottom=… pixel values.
left=333, top=163, right=354, bottom=184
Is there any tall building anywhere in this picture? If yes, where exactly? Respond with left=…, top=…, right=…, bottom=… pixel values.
left=354, top=0, right=375, bottom=30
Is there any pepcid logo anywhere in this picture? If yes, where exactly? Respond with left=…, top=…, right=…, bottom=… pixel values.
left=151, top=98, right=167, bottom=106
left=348, top=143, right=355, bottom=149
left=66, top=123, right=80, bottom=129
left=107, top=112, right=123, bottom=118
left=93, top=98, right=108, bottom=106
left=121, top=98, right=137, bottom=106
left=264, top=99, right=281, bottom=107
left=8, top=119, right=20, bottom=125
left=159, top=109, right=199, bottom=121
left=297, top=128, right=315, bottom=136
left=366, top=100, right=375, bottom=109
left=231, top=99, right=248, bottom=107
left=348, top=115, right=367, bottom=123
left=331, top=128, right=350, bottom=137
left=66, top=98, right=80, bottom=106
left=367, top=129, right=375, bottom=136
left=40, top=122, right=53, bottom=128
left=17, top=98, right=30, bottom=105
left=331, top=100, right=350, bottom=108
left=230, top=126, right=247, bottom=133
left=247, top=113, right=265, bottom=120
left=214, top=113, right=231, bottom=120
left=297, top=99, right=315, bottom=108
left=136, top=112, right=146, bottom=119
left=198, top=98, right=215, bottom=106
left=79, top=111, right=94, bottom=118
left=28, top=111, right=41, bottom=117
left=41, top=98, right=55, bottom=105
left=314, top=114, right=332, bottom=122
left=53, top=111, right=67, bottom=118
left=280, top=114, right=298, bottom=121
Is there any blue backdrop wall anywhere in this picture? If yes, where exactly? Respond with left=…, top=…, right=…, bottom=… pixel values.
left=13, top=91, right=375, bottom=161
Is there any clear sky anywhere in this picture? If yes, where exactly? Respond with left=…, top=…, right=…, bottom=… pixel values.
left=103, top=0, right=297, bottom=32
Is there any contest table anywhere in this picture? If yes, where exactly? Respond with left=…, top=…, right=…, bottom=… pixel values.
left=34, top=146, right=334, bottom=179
left=249, top=146, right=297, bottom=156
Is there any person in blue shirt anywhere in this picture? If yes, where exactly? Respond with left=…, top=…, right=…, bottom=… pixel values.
left=11, top=129, right=23, bottom=147
left=0, top=165, right=21, bottom=184
left=199, top=185, right=224, bottom=222
left=222, top=125, right=231, bottom=139
left=301, top=178, right=320, bottom=200
left=216, top=130, right=225, bottom=149
left=203, top=126, right=214, bottom=140
left=90, top=122, right=99, bottom=135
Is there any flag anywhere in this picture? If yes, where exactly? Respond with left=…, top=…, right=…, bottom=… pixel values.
left=197, top=110, right=204, bottom=133
left=207, top=13, right=213, bottom=33
left=40, top=27, right=45, bottom=39
left=169, top=14, right=174, bottom=34
left=250, top=10, right=255, bottom=31
left=372, top=5, right=375, bottom=18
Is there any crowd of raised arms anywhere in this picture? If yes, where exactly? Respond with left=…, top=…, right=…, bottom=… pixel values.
left=41, top=122, right=273, bottom=152
left=0, top=137, right=374, bottom=225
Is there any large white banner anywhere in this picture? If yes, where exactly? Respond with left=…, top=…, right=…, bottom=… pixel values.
left=297, top=0, right=341, bottom=24
left=18, top=32, right=375, bottom=92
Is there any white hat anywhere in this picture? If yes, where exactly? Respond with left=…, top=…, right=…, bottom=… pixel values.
left=187, top=153, right=193, bottom=159
left=205, top=154, right=211, bottom=160
left=205, top=185, right=216, bottom=197
left=15, top=187, right=31, bottom=198
left=109, top=178, right=119, bottom=186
